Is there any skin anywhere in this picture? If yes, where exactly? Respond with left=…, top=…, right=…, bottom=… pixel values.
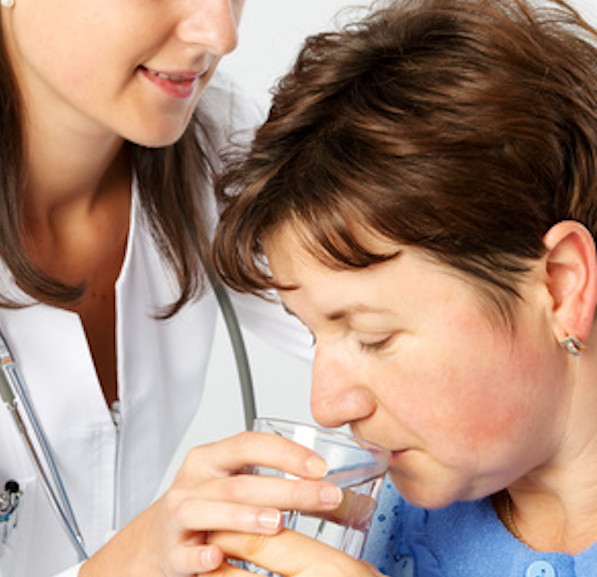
left=0, top=2, right=346, bottom=575
left=206, top=220, right=597, bottom=575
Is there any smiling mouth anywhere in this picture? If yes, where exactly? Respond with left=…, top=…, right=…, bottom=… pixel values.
left=140, top=66, right=198, bottom=83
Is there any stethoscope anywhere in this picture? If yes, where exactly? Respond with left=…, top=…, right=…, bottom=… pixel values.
left=0, top=277, right=256, bottom=562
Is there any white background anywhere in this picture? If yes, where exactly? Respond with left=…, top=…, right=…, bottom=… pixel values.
left=163, top=0, right=597, bottom=486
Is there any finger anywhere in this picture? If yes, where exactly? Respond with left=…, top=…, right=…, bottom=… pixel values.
left=178, top=432, right=329, bottom=480
left=208, top=530, right=366, bottom=577
left=167, top=543, right=225, bottom=575
left=175, top=500, right=284, bottom=534
left=188, top=474, right=343, bottom=511
left=174, top=474, right=342, bottom=534
left=210, top=558, right=256, bottom=577
left=316, top=489, right=378, bottom=531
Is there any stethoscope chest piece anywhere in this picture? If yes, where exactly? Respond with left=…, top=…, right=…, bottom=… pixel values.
left=0, top=480, right=22, bottom=542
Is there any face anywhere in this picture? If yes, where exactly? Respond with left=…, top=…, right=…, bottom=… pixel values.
left=266, top=225, right=573, bottom=509
left=1, top=0, right=244, bottom=147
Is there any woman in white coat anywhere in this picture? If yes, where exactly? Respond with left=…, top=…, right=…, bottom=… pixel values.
left=0, top=1, right=343, bottom=576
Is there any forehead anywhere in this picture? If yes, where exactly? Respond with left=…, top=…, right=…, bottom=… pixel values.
left=264, top=217, right=400, bottom=271
left=265, top=221, right=444, bottom=305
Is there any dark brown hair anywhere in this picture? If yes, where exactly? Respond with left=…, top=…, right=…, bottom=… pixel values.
left=0, top=21, right=214, bottom=316
left=214, top=0, right=597, bottom=320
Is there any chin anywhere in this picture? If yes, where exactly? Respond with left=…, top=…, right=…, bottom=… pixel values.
left=390, top=474, right=463, bottom=510
left=125, top=109, right=196, bottom=148
left=130, top=127, right=189, bottom=148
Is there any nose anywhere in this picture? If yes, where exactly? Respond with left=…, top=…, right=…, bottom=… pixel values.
left=177, top=0, right=241, bottom=56
left=310, top=345, right=377, bottom=429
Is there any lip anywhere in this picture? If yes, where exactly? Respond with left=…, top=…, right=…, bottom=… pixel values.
left=139, top=66, right=205, bottom=99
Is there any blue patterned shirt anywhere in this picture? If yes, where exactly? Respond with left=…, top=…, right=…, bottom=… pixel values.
left=362, top=480, right=597, bottom=577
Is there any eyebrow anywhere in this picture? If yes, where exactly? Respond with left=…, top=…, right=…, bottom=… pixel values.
left=325, top=304, right=391, bottom=322
left=280, top=249, right=403, bottom=322
left=282, top=302, right=391, bottom=322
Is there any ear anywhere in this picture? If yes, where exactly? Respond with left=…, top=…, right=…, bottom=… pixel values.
left=542, top=220, right=597, bottom=343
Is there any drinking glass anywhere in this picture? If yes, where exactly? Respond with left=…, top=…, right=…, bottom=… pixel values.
left=241, top=417, right=391, bottom=575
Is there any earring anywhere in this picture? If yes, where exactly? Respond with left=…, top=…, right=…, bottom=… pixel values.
left=559, top=335, right=585, bottom=356
left=1, top=0, right=14, bottom=7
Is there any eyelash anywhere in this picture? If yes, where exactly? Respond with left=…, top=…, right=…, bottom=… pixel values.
left=309, top=334, right=395, bottom=352
left=359, top=335, right=394, bottom=352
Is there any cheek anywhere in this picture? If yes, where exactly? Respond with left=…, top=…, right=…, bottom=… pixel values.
left=388, top=322, right=556, bottom=455
left=13, top=17, right=105, bottom=94
left=389, top=366, right=520, bottom=450
left=434, top=369, right=524, bottom=450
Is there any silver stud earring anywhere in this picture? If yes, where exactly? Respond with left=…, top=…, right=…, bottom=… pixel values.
left=0, top=0, right=14, bottom=8
left=559, top=335, right=585, bottom=356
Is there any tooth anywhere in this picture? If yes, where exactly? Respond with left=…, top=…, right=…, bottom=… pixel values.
left=155, top=71, right=185, bottom=82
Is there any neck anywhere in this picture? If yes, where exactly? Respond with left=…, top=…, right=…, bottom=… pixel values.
left=24, top=122, right=127, bottom=213
left=497, top=341, right=597, bottom=554
left=498, top=482, right=597, bottom=554
left=21, top=142, right=132, bottom=286
left=498, top=422, right=597, bottom=554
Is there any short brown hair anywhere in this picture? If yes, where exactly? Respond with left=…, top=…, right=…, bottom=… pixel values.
left=214, top=0, right=597, bottom=319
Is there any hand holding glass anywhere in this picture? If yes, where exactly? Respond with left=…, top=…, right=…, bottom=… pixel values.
left=241, top=418, right=390, bottom=575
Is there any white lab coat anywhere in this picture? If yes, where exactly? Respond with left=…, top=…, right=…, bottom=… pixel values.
left=0, top=72, right=312, bottom=577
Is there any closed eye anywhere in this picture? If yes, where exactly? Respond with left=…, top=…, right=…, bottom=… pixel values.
left=359, top=334, right=395, bottom=352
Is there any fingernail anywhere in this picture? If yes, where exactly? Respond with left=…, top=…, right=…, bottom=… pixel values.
left=320, top=484, right=343, bottom=506
left=201, top=546, right=218, bottom=568
left=257, top=510, right=283, bottom=530
left=305, top=455, right=328, bottom=478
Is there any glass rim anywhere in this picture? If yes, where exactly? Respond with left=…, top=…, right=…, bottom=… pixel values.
left=253, top=416, right=391, bottom=456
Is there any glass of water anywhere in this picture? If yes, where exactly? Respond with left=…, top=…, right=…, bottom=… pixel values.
left=242, top=417, right=391, bottom=575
